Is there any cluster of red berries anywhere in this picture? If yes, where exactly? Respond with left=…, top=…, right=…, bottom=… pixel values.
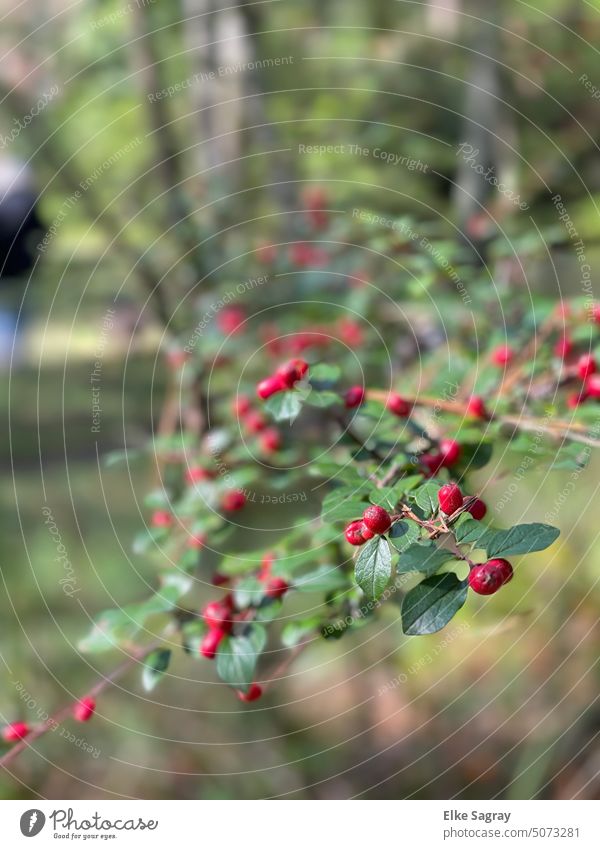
left=568, top=353, right=599, bottom=407
left=420, top=438, right=462, bottom=476
left=233, top=394, right=282, bottom=454
left=2, top=696, right=96, bottom=745
left=256, top=358, right=309, bottom=400
left=345, top=505, right=392, bottom=546
left=437, top=482, right=486, bottom=519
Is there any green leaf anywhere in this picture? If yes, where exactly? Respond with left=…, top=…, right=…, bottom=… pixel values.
left=216, top=625, right=266, bottom=693
left=264, top=390, right=303, bottom=422
left=481, top=523, right=560, bottom=558
left=402, top=573, right=468, bottom=635
left=234, top=576, right=265, bottom=609
left=321, top=488, right=369, bottom=522
left=309, top=363, right=341, bottom=384
left=368, top=486, right=400, bottom=509
left=397, top=541, right=456, bottom=576
left=454, top=517, right=489, bottom=545
left=294, top=565, right=348, bottom=593
left=412, top=481, right=442, bottom=516
left=281, top=616, right=321, bottom=647
left=355, top=536, right=392, bottom=600
left=388, top=519, right=421, bottom=552
left=142, top=648, right=171, bottom=692
left=304, top=390, right=340, bottom=408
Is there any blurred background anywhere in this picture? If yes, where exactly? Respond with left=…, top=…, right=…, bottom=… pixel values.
left=1, top=0, right=600, bottom=800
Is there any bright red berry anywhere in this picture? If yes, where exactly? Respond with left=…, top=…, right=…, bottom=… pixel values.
left=567, top=391, right=586, bottom=409
left=466, top=395, right=488, bottom=419
left=257, top=375, right=285, bottom=400
left=233, top=395, right=252, bottom=416
left=464, top=496, right=487, bottom=520
left=577, top=354, right=596, bottom=380
left=200, top=629, right=226, bottom=659
left=362, top=505, right=392, bottom=535
left=437, top=483, right=463, bottom=515
left=554, top=335, right=573, bottom=359
left=202, top=600, right=233, bottom=632
left=260, top=428, right=282, bottom=453
left=585, top=374, right=600, bottom=399
left=151, top=510, right=172, bottom=528
left=222, top=490, right=246, bottom=512
left=275, top=358, right=308, bottom=388
left=344, top=520, right=370, bottom=546
left=439, top=439, right=461, bottom=466
left=265, top=577, right=290, bottom=599
left=386, top=392, right=411, bottom=416
left=468, top=558, right=513, bottom=595
left=490, top=345, right=514, bottom=367
left=2, top=721, right=30, bottom=742
left=73, top=696, right=96, bottom=723
left=237, top=683, right=263, bottom=702
left=344, top=385, right=365, bottom=408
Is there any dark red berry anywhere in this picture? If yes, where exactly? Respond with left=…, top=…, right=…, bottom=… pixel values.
left=577, top=354, right=596, bottom=380
left=245, top=411, right=267, bottom=433
left=437, top=483, right=463, bottom=515
left=237, top=683, right=263, bottom=702
left=386, top=392, right=411, bottom=416
left=468, top=558, right=513, bottom=595
left=2, top=721, right=29, bottom=742
left=260, top=428, right=281, bottom=453
left=344, top=385, right=365, bottom=408
left=265, top=577, right=289, bottom=599
left=275, top=358, right=308, bottom=388
left=222, top=490, right=246, bottom=512
left=554, top=335, right=573, bottom=359
left=362, top=505, right=392, bottom=535
left=200, top=629, right=226, bottom=659
left=73, top=696, right=96, bottom=723
left=464, top=496, right=487, bottom=520
left=466, top=395, right=488, bottom=419
left=420, top=452, right=444, bottom=476
left=257, top=375, right=285, bottom=400
left=439, top=439, right=461, bottom=466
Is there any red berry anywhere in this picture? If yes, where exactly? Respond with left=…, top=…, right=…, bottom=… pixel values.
left=265, top=577, right=289, bottom=599
left=200, top=629, right=226, bottom=659
left=468, top=558, right=513, bottom=595
left=592, top=304, right=600, bottom=324
left=585, top=373, right=600, bottom=399
left=257, top=375, right=285, bottom=400
left=211, top=572, right=230, bottom=587
left=362, top=505, right=392, bottom=535
left=437, top=483, right=463, bottom=515
left=202, top=600, right=233, bottom=632
left=73, top=696, right=96, bottom=723
left=466, top=395, right=488, bottom=419
left=276, top=358, right=308, bottom=388
left=222, top=490, right=246, bottom=512
left=554, top=335, right=573, bottom=359
left=490, top=344, right=514, bottom=367
left=237, top=683, right=263, bottom=702
left=337, top=319, right=364, bottom=347
left=577, top=354, right=596, bottom=380
left=345, top=520, right=367, bottom=546
left=260, top=428, right=281, bottom=453
left=217, top=306, right=246, bottom=335
left=244, top=411, right=267, bottom=433
left=386, top=392, right=411, bottom=416
left=464, top=496, right=487, bottom=520
left=2, top=721, right=30, bottom=742
left=344, top=385, right=365, bottom=408
left=151, top=510, right=172, bottom=528
left=439, top=439, right=461, bottom=466
left=233, top=395, right=252, bottom=416
left=186, top=466, right=213, bottom=484
left=420, top=452, right=444, bottom=476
